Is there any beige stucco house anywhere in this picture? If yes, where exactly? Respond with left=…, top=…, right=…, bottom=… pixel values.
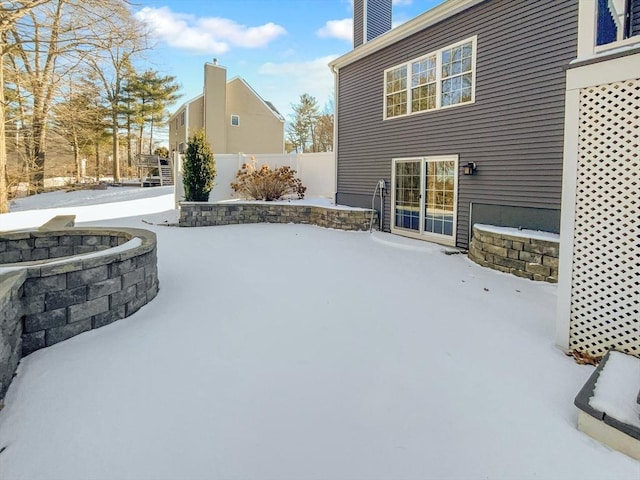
left=168, top=60, right=285, bottom=155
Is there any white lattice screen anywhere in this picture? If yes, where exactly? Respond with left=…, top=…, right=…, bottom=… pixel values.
left=570, top=78, right=640, bottom=357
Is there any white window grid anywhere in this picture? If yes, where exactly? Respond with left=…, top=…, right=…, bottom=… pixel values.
left=385, top=65, right=407, bottom=117
left=383, top=36, right=477, bottom=120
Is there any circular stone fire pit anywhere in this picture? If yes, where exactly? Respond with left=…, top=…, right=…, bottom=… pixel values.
left=0, top=224, right=159, bottom=399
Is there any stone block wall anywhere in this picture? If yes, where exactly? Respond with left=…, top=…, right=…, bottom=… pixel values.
left=468, top=224, right=559, bottom=282
left=0, top=227, right=159, bottom=400
left=0, top=230, right=128, bottom=264
left=0, top=271, right=25, bottom=399
left=179, top=202, right=377, bottom=231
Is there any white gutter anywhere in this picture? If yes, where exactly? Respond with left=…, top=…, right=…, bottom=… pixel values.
left=329, top=0, right=485, bottom=69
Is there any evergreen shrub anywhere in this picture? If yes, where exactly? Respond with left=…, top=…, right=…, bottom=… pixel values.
left=183, top=130, right=216, bottom=202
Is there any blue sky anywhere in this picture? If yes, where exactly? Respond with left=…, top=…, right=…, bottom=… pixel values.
left=133, top=0, right=445, bottom=121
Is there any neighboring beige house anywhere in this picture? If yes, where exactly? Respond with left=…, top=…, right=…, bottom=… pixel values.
left=168, top=60, right=285, bottom=155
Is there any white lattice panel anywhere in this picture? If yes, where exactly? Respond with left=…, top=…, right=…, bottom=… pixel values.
left=570, top=78, right=640, bottom=358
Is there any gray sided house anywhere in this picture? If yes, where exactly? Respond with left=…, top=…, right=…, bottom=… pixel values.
left=331, top=0, right=579, bottom=248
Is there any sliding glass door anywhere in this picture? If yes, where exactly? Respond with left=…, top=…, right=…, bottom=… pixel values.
left=392, top=155, right=458, bottom=245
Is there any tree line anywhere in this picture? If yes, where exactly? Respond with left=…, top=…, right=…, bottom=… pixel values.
left=0, top=0, right=181, bottom=213
left=286, top=93, right=333, bottom=153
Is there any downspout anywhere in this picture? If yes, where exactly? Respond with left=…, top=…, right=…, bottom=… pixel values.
left=332, top=64, right=339, bottom=205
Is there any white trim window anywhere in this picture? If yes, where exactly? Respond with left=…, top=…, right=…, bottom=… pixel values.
left=385, top=65, right=407, bottom=117
left=411, top=55, right=437, bottom=112
left=180, top=110, right=185, bottom=126
left=384, top=36, right=477, bottom=119
left=230, top=114, right=240, bottom=126
left=596, top=0, right=640, bottom=49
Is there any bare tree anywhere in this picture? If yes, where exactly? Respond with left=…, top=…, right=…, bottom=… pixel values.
left=85, top=3, right=148, bottom=182
left=53, top=73, right=108, bottom=182
left=315, top=113, right=334, bottom=152
left=0, top=0, right=52, bottom=213
left=8, top=0, right=89, bottom=192
left=4, top=0, right=146, bottom=196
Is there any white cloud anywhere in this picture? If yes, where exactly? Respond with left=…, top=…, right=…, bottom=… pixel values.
left=135, top=7, right=286, bottom=54
left=316, top=18, right=353, bottom=42
left=392, top=15, right=410, bottom=28
left=258, top=55, right=338, bottom=117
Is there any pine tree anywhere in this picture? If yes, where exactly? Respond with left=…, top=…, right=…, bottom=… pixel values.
left=287, top=93, right=319, bottom=152
left=183, top=129, right=216, bottom=202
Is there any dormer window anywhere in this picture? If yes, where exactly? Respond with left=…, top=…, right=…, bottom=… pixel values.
left=596, top=0, right=639, bottom=46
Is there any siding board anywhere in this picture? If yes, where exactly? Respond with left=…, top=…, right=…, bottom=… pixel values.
left=336, top=0, right=578, bottom=247
left=353, top=0, right=364, bottom=47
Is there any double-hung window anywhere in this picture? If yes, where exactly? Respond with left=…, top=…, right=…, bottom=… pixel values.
left=441, top=41, right=474, bottom=107
left=385, top=65, right=407, bottom=117
left=411, top=55, right=437, bottom=112
left=384, top=36, right=476, bottom=119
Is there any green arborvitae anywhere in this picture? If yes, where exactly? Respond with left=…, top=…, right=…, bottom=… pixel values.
left=183, top=129, right=216, bottom=202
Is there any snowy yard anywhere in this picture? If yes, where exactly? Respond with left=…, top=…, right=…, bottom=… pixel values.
left=0, top=187, right=638, bottom=479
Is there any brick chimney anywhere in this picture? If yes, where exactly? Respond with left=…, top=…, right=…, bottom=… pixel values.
left=353, top=0, right=392, bottom=48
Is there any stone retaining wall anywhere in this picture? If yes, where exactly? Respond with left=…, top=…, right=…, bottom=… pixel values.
left=0, top=270, right=25, bottom=399
left=0, top=230, right=129, bottom=263
left=468, top=224, right=559, bottom=282
left=179, top=202, right=377, bottom=231
left=0, top=227, right=159, bottom=399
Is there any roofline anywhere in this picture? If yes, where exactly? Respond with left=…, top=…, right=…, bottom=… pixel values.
left=329, top=0, right=485, bottom=70
left=228, top=76, right=285, bottom=123
left=168, top=93, right=204, bottom=121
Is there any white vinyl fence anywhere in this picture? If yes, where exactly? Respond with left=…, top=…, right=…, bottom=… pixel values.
left=174, top=152, right=335, bottom=207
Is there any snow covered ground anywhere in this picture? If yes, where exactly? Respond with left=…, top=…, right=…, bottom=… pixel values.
left=0, top=187, right=638, bottom=479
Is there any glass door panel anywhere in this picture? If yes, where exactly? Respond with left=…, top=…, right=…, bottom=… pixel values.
left=394, top=160, right=421, bottom=231
left=424, top=159, right=455, bottom=237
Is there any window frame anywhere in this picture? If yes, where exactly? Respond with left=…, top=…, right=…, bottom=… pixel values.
left=594, top=0, right=640, bottom=52
left=383, top=36, right=477, bottom=120
left=230, top=114, right=240, bottom=127
left=410, top=54, right=437, bottom=114
left=384, top=64, right=408, bottom=118
left=180, top=110, right=185, bottom=126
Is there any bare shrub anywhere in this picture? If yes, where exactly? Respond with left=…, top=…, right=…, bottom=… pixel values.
left=231, top=159, right=306, bottom=201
